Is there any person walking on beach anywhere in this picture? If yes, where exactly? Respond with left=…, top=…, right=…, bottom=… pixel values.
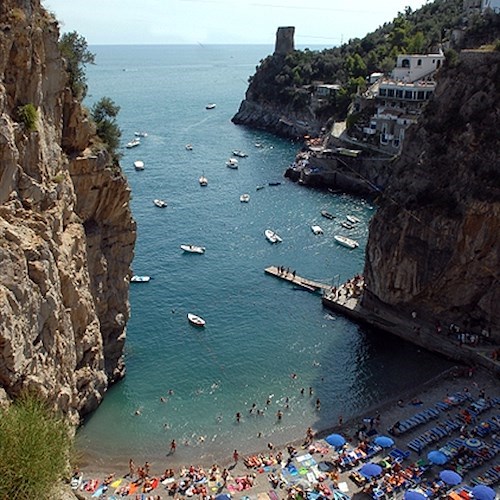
left=129, top=459, right=135, bottom=479
left=170, top=439, right=176, bottom=454
left=233, top=449, right=239, bottom=463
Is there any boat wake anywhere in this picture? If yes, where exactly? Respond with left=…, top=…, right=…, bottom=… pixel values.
left=184, top=116, right=210, bottom=131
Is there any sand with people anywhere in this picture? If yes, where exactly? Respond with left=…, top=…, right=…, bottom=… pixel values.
left=72, top=365, right=499, bottom=499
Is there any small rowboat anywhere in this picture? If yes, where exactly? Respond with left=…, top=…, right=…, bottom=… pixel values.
left=321, top=210, right=335, bottom=219
left=187, top=313, right=206, bottom=327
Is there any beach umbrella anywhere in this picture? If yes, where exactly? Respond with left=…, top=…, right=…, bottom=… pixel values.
left=439, top=470, right=462, bottom=486
left=359, top=462, right=383, bottom=478
left=374, top=435, right=395, bottom=448
left=325, top=433, right=346, bottom=448
left=215, top=495, right=231, bottom=500
left=427, top=450, right=448, bottom=465
left=404, top=490, right=427, bottom=500
left=471, top=485, right=496, bottom=500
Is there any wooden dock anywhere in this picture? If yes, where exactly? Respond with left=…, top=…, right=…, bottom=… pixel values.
left=264, top=266, right=331, bottom=293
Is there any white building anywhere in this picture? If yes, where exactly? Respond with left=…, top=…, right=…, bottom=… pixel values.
left=482, top=0, right=500, bottom=12
left=391, top=51, right=445, bottom=83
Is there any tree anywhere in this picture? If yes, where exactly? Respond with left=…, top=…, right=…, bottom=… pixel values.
left=59, top=31, right=95, bottom=99
left=91, top=97, right=122, bottom=162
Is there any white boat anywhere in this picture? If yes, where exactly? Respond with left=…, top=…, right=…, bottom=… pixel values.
left=321, top=210, right=335, bottom=220
left=205, top=103, right=216, bottom=109
left=134, top=131, right=148, bottom=137
left=311, top=225, right=324, bottom=235
left=232, top=150, right=248, bottom=158
left=226, top=158, right=239, bottom=169
left=126, top=138, right=141, bottom=148
left=240, top=193, right=250, bottom=203
left=346, top=215, right=360, bottom=224
left=264, top=229, right=282, bottom=244
left=256, top=185, right=265, bottom=191
left=334, top=235, right=359, bottom=249
left=341, top=221, right=354, bottom=230
left=187, top=312, right=206, bottom=327
left=134, top=160, right=145, bottom=170
left=153, top=199, right=167, bottom=208
left=185, top=144, right=193, bottom=150
left=199, top=175, right=208, bottom=186
left=131, top=275, right=151, bottom=283
left=181, top=244, right=206, bottom=254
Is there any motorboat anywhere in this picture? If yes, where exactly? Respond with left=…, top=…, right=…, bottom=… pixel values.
left=205, top=103, right=216, bottom=109
left=153, top=199, right=167, bottom=208
left=181, top=244, right=206, bottom=254
left=311, top=225, right=324, bottom=235
left=134, top=131, right=148, bottom=137
left=264, top=229, right=282, bottom=244
left=256, top=185, right=265, bottom=191
left=346, top=215, right=360, bottom=224
left=126, top=138, right=141, bottom=148
left=232, top=150, right=248, bottom=158
left=240, top=193, right=250, bottom=203
left=321, top=210, right=335, bottom=220
left=334, top=235, right=359, bottom=249
left=268, top=181, right=281, bottom=186
left=226, top=158, right=239, bottom=169
left=134, top=160, right=145, bottom=170
left=131, top=275, right=151, bottom=283
left=185, top=144, right=193, bottom=150
left=341, top=221, right=354, bottom=230
left=199, top=175, right=208, bottom=186
left=188, top=312, right=206, bottom=327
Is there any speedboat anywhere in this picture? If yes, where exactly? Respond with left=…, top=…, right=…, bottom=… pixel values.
left=181, top=244, right=206, bottom=254
left=185, top=144, right=193, bottom=150
left=240, top=194, right=250, bottom=203
left=134, top=131, right=148, bottom=137
left=232, top=150, right=248, bottom=158
left=346, top=215, right=360, bottom=224
left=187, top=312, right=206, bottom=327
left=153, top=199, right=167, bottom=208
left=226, top=158, right=239, bottom=169
left=341, top=221, right=354, bottom=230
left=199, top=175, right=208, bottom=186
left=205, top=103, right=216, bottom=109
left=131, top=275, right=151, bottom=283
left=126, top=138, right=141, bottom=148
left=311, top=225, right=324, bottom=235
left=134, top=160, right=145, bottom=170
left=264, top=229, right=282, bottom=244
left=256, top=185, right=265, bottom=191
left=321, top=210, right=335, bottom=219
left=334, top=235, right=359, bottom=249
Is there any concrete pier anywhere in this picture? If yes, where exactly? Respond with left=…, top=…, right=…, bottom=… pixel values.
left=264, top=266, right=331, bottom=293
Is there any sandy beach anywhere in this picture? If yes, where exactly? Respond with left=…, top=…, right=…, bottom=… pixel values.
left=72, top=365, right=499, bottom=499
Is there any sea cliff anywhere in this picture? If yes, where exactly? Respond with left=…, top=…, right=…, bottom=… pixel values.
left=0, top=0, right=136, bottom=421
left=363, top=49, right=500, bottom=342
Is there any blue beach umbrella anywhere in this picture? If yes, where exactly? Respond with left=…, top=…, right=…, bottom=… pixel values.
left=427, top=450, right=448, bottom=465
left=359, top=462, right=383, bottom=478
left=215, top=495, right=231, bottom=500
left=374, top=435, right=395, bottom=448
left=325, top=433, right=346, bottom=448
left=471, top=485, right=496, bottom=500
left=439, top=470, right=462, bottom=486
left=404, top=490, right=427, bottom=500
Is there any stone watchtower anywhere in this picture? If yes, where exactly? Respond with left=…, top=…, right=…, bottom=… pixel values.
left=274, top=27, right=295, bottom=55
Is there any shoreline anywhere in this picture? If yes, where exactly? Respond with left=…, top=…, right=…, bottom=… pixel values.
left=75, top=364, right=475, bottom=477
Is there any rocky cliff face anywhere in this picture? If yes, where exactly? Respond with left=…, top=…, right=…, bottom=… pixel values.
left=0, top=0, right=136, bottom=421
left=363, top=50, right=500, bottom=340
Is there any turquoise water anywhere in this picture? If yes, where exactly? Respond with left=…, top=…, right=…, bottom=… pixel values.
left=76, top=45, right=452, bottom=465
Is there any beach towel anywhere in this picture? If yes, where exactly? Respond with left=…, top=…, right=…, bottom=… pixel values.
left=110, top=478, right=122, bottom=489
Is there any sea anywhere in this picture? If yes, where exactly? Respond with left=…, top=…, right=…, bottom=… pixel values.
left=76, top=45, right=453, bottom=466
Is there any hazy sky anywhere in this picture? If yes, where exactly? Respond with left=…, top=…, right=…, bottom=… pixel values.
left=42, top=0, right=430, bottom=47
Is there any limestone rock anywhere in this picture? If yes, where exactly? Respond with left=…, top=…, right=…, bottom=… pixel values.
left=0, top=0, right=136, bottom=421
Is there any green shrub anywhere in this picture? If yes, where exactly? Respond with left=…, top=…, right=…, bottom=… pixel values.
left=17, top=103, right=38, bottom=132
left=0, top=392, right=73, bottom=500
